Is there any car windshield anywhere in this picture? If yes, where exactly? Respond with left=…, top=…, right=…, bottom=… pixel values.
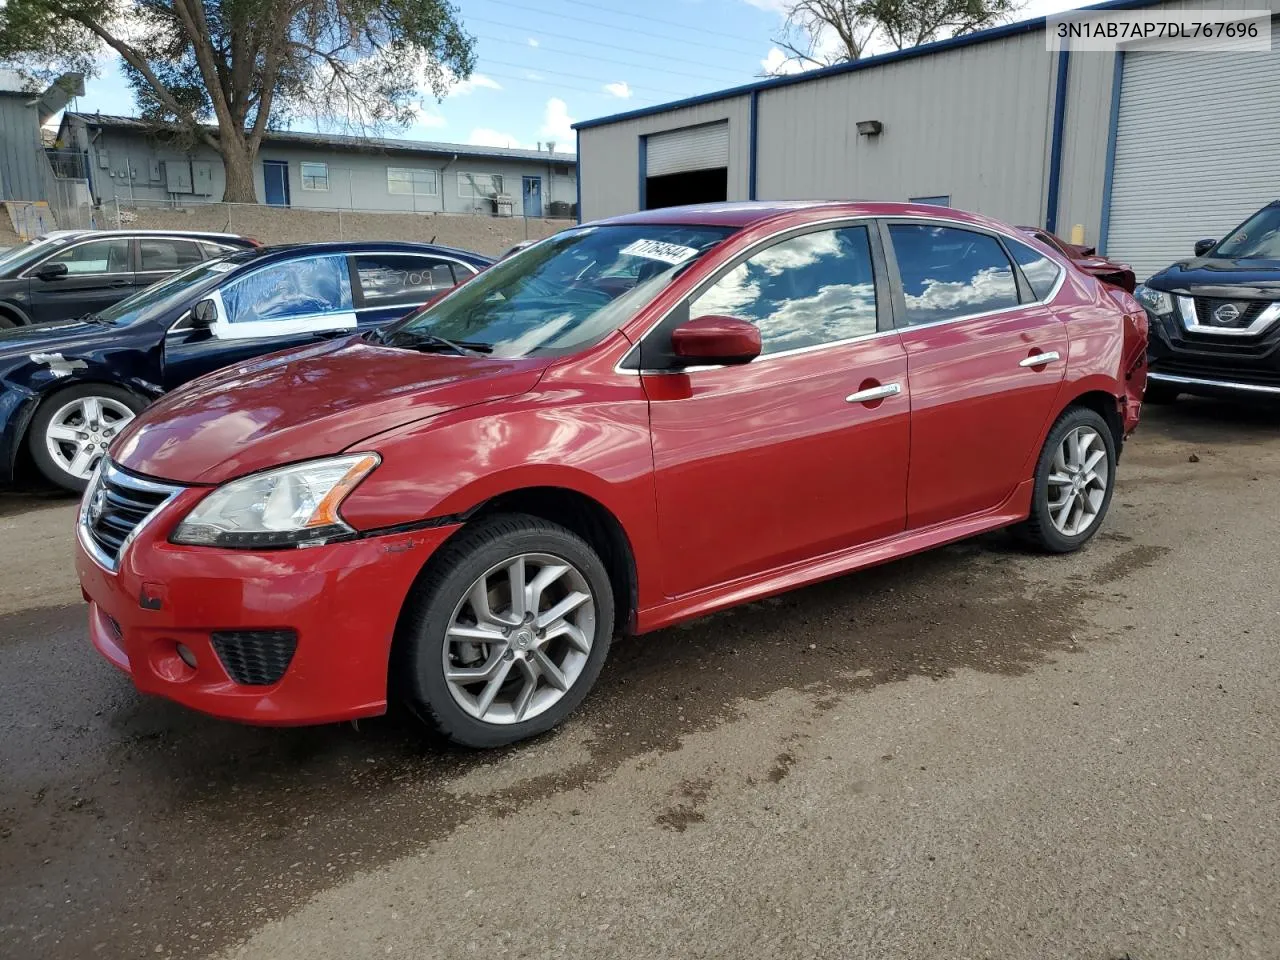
left=385, top=224, right=736, bottom=357
left=1213, top=205, right=1280, bottom=260
left=94, top=257, right=240, bottom=326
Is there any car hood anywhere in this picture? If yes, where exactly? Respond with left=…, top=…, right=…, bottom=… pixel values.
left=0, top=317, right=117, bottom=365
left=111, top=336, right=550, bottom=484
left=1149, top=257, right=1280, bottom=296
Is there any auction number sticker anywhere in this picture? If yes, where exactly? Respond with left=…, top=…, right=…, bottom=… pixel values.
left=620, top=239, right=699, bottom=265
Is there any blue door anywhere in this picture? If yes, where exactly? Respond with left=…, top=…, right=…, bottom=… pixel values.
left=522, top=176, right=542, bottom=217
left=263, top=161, right=290, bottom=206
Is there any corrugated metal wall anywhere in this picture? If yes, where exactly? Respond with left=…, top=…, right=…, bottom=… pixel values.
left=754, top=32, right=1055, bottom=227
left=577, top=96, right=751, bottom=220
left=0, top=95, right=49, bottom=202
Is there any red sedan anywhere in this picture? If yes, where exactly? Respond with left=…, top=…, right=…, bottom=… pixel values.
left=1018, top=226, right=1137, bottom=292
left=77, top=202, right=1148, bottom=747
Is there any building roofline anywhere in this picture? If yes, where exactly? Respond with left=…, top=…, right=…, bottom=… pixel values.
left=572, top=0, right=1164, bottom=131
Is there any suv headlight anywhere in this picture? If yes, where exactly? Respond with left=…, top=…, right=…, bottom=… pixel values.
left=1134, top=284, right=1174, bottom=317
left=171, top=454, right=380, bottom=548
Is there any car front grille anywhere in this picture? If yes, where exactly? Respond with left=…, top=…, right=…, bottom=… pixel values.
left=210, top=630, right=298, bottom=685
left=81, top=461, right=183, bottom=570
left=1193, top=297, right=1271, bottom=329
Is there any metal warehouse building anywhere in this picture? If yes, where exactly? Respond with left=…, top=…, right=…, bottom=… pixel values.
left=573, top=0, right=1280, bottom=281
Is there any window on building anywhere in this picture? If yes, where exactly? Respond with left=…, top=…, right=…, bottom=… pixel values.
left=139, top=239, right=204, bottom=273
left=689, top=226, right=878, bottom=355
left=459, top=172, right=504, bottom=198
left=355, top=254, right=460, bottom=307
left=909, top=195, right=951, bottom=206
left=387, top=167, right=439, bottom=197
left=888, top=224, right=1020, bottom=326
left=1006, top=237, right=1063, bottom=301
left=300, top=162, right=329, bottom=191
left=43, top=238, right=131, bottom=275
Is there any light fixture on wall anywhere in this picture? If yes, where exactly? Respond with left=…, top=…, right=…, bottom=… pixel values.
left=856, top=120, right=883, bottom=137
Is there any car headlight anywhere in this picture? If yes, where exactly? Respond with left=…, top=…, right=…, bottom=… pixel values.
left=1134, top=284, right=1174, bottom=317
left=171, top=454, right=380, bottom=548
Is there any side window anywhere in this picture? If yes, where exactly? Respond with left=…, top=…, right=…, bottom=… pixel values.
left=689, top=226, right=878, bottom=355
left=44, top=238, right=130, bottom=275
left=1006, top=237, right=1063, bottom=301
left=220, top=255, right=353, bottom=325
left=888, top=224, right=1020, bottom=326
left=140, top=239, right=203, bottom=272
left=355, top=255, right=457, bottom=307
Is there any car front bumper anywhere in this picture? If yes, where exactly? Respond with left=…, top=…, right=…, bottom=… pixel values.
left=1145, top=297, right=1280, bottom=399
left=76, top=493, right=459, bottom=725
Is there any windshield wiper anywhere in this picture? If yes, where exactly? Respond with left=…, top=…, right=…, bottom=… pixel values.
left=382, top=329, right=493, bottom=357
left=78, top=312, right=112, bottom=326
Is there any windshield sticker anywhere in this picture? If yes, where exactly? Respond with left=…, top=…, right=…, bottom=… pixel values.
left=207, top=260, right=237, bottom=272
left=619, top=239, right=699, bottom=265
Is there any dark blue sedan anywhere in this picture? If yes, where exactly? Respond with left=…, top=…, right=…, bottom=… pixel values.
left=0, top=241, right=492, bottom=491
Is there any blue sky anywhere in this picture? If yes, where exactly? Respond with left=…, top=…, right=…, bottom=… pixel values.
left=67, top=0, right=1081, bottom=153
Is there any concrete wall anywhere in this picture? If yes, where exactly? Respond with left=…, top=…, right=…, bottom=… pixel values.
left=577, top=95, right=752, bottom=220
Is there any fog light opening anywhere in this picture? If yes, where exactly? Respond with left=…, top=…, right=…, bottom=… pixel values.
left=176, top=643, right=198, bottom=669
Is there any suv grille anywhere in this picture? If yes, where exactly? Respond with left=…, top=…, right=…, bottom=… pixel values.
left=1193, top=297, right=1271, bottom=329
left=81, top=461, right=183, bottom=570
left=211, top=630, right=298, bottom=685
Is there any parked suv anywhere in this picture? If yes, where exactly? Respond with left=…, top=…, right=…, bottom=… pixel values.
left=1136, top=200, right=1280, bottom=401
left=77, top=202, right=1147, bottom=748
left=0, top=229, right=260, bottom=328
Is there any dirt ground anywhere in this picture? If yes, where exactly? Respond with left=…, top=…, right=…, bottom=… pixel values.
left=1, top=401, right=1278, bottom=960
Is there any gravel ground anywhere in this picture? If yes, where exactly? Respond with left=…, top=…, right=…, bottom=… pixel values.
left=1, top=401, right=1278, bottom=960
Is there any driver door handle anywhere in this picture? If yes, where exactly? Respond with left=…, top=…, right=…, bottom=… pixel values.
left=1019, top=351, right=1061, bottom=368
left=845, top=383, right=902, bottom=404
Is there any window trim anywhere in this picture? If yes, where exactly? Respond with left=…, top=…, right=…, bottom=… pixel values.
left=387, top=166, right=440, bottom=198
left=299, top=161, right=330, bottom=192
left=458, top=172, right=504, bottom=199
left=876, top=218, right=1064, bottom=333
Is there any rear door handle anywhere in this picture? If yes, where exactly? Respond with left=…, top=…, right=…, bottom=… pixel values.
left=845, top=382, right=902, bottom=404
left=1019, top=351, right=1061, bottom=368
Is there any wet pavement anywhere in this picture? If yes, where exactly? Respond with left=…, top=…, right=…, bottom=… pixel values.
left=2, top=401, right=1279, bottom=959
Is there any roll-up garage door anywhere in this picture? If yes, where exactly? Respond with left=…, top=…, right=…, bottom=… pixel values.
left=1106, top=46, right=1280, bottom=281
left=645, top=122, right=730, bottom=177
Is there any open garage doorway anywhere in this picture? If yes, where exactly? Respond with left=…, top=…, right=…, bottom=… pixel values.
left=643, top=121, right=730, bottom=210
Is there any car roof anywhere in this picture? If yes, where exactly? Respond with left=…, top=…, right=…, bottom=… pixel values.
left=36, top=228, right=251, bottom=241
left=595, top=200, right=1008, bottom=232
left=226, top=239, right=494, bottom=266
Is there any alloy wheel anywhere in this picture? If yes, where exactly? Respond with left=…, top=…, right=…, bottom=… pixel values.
left=1046, top=425, right=1109, bottom=537
left=442, top=552, right=596, bottom=725
left=44, top=395, right=135, bottom=480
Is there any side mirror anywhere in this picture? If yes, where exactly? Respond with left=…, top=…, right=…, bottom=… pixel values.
left=671, top=315, right=761, bottom=366
left=34, top=262, right=68, bottom=281
left=191, top=298, right=218, bottom=328
left=1194, top=238, right=1217, bottom=257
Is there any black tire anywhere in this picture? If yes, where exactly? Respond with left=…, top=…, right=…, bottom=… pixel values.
left=1013, top=406, right=1117, bottom=554
left=397, top=513, right=615, bottom=748
left=0, top=311, right=17, bottom=330
left=27, top=384, right=147, bottom=493
left=1143, top=382, right=1178, bottom=404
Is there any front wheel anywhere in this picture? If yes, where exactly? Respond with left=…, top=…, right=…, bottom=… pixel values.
left=1014, top=406, right=1117, bottom=553
left=28, top=385, right=146, bottom=493
left=397, top=514, right=615, bottom=748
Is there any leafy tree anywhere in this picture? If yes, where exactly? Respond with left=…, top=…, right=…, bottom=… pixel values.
left=768, top=0, right=1022, bottom=74
left=0, top=0, right=476, bottom=202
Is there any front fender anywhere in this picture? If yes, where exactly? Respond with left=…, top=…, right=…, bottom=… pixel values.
left=0, top=383, right=39, bottom=483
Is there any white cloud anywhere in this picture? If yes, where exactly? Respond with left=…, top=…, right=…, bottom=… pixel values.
left=409, top=102, right=447, bottom=128
left=448, top=71, right=502, bottom=96
left=604, top=81, right=632, bottom=99
left=539, top=97, right=575, bottom=145
left=527, top=37, right=540, bottom=47
left=469, top=128, right=527, bottom=149
left=526, top=71, right=545, bottom=81
left=760, top=47, right=807, bottom=75
left=739, top=0, right=790, bottom=11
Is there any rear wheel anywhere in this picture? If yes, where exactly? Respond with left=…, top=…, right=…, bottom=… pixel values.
left=27, top=385, right=145, bottom=493
left=1014, top=406, right=1117, bottom=553
left=397, top=514, right=614, bottom=748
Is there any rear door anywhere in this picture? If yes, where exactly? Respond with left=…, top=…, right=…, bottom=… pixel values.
left=135, top=237, right=206, bottom=291
left=162, top=254, right=357, bottom=388
left=25, top=236, right=135, bottom=323
left=641, top=221, right=910, bottom=598
left=882, top=220, right=1068, bottom=529
left=351, top=253, right=470, bottom=328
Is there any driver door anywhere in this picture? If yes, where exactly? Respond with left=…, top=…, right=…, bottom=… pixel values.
left=640, top=222, right=910, bottom=598
left=162, top=254, right=358, bottom=389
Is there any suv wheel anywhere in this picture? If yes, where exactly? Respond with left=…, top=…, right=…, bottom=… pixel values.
left=398, top=514, right=614, bottom=748
left=1014, top=406, right=1117, bottom=553
left=28, top=385, right=145, bottom=493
